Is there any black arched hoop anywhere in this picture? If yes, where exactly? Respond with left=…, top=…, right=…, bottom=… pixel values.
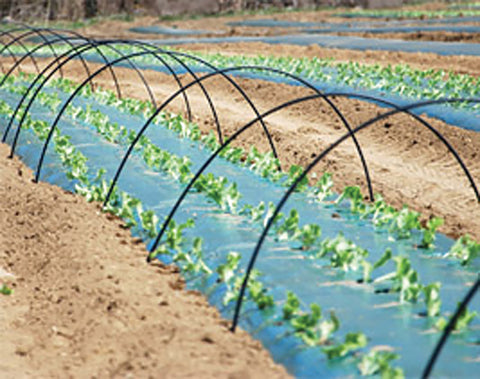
left=2, top=39, right=171, bottom=147
left=422, top=275, right=480, bottom=378
left=230, top=95, right=480, bottom=333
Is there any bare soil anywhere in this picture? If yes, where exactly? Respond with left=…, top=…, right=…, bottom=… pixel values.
left=0, top=142, right=289, bottom=378
left=2, top=57, right=480, bottom=244
left=341, top=31, right=480, bottom=44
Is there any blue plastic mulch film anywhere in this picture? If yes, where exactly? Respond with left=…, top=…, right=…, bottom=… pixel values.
left=228, top=15, right=480, bottom=28
left=1, top=24, right=479, bottom=378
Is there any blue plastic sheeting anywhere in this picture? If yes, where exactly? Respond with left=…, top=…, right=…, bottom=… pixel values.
left=335, top=12, right=480, bottom=20
left=129, top=25, right=217, bottom=36
left=304, top=24, right=480, bottom=34
left=227, top=19, right=321, bottom=28
left=142, top=33, right=480, bottom=56
left=1, top=87, right=479, bottom=378
left=229, top=15, right=480, bottom=28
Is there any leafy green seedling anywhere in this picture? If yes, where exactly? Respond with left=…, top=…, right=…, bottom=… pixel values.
left=436, top=303, right=477, bottom=332
left=392, top=256, right=423, bottom=303
left=419, top=217, right=444, bottom=249
left=388, top=207, right=421, bottom=239
left=445, top=235, right=480, bottom=265
left=322, top=332, right=368, bottom=360
left=423, top=282, right=442, bottom=317
left=312, top=172, right=334, bottom=202
left=0, top=284, right=13, bottom=295
left=298, top=224, right=322, bottom=250
left=335, top=186, right=366, bottom=214
left=283, top=291, right=301, bottom=320
left=373, top=248, right=393, bottom=271
left=276, top=209, right=300, bottom=241
left=318, top=234, right=369, bottom=272
left=358, top=350, right=404, bottom=378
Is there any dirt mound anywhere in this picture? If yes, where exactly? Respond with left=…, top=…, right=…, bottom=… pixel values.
left=0, top=142, right=289, bottom=378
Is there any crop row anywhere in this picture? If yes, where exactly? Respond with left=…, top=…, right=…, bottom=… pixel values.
left=7, top=42, right=479, bottom=114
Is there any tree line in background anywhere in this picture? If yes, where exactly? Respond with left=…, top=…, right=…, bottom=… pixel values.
left=0, top=0, right=414, bottom=21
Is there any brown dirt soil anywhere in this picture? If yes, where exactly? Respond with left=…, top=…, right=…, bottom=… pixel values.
left=341, top=31, right=480, bottom=44
left=2, top=57, right=480, bottom=243
left=0, top=142, right=289, bottom=378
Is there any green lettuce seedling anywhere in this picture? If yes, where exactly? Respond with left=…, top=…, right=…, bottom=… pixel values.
left=445, top=235, right=480, bottom=265
left=322, top=332, right=368, bottom=360
left=358, top=350, right=404, bottom=378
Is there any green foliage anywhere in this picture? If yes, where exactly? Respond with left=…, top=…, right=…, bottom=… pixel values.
left=282, top=293, right=340, bottom=346
left=0, top=284, right=13, bottom=295
left=373, top=248, right=393, bottom=270
left=388, top=207, right=421, bottom=239
left=336, top=186, right=366, bottom=214
left=165, top=219, right=195, bottom=250
left=322, top=332, right=368, bottom=360
left=276, top=209, right=300, bottom=241
left=445, top=235, right=480, bottom=265
left=173, top=237, right=212, bottom=274
left=312, top=172, right=334, bottom=202
left=435, top=303, right=478, bottom=332
left=284, top=165, right=309, bottom=192
left=283, top=291, right=301, bottom=320
left=419, top=217, right=444, bottom=249
left=358, top=350, right=404, bottom=378
left=391, top=256, right=423, bottom=303
left=318, top=233, right=369, bottom=272
left=298, top=224, right=322, bottom=250
left=423, top=282, right=442, bottom=317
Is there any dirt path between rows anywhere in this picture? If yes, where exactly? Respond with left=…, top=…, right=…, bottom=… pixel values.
left=340, top=31, right=480, bottom=44
left=0, top=142, right=289, bottom=378
left=3, top=57, right=480, bottom=244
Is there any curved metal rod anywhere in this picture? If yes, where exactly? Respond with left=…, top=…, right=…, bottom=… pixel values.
left=3, top=39, right=170, bottom=147
left=422, top=275, right=480, bottom=378
left=102, top=63, right=378, bottom=211
left=171, top=61, right=375, bottom=199
left=5, top=24, right=72, bottom=78
left=110, top=40, right=193, bottom=124
left=34, top=46, right=284, bottom=183
left=231, top=95, right=480, bottom=332
left=115, top=50, right=280, bottom=168
left=0, top=26, right=99, bottom=87
left=0, top=34, right=158, bottom=110
left=0, top=29, right=41, bottom=75
left=0, top=31, right=89, bottom=88
left=31, top=44, right=209, bottom=181
left=8, top=38, right=280, bottom=166
left=5, top=32, right=221, bottom=140
left=1, top=38, right=117, bottom=144
left=0, top=25, right=123, bottom=99
left=147, top=93, right=480, bottom=260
